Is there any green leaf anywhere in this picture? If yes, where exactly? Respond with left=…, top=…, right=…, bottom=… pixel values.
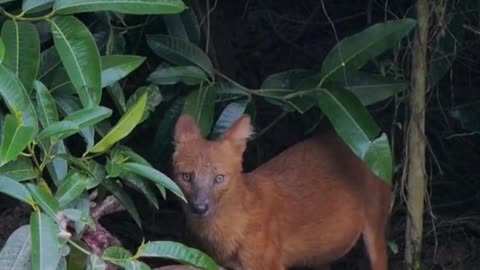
left=151, top=97, right=184, bottom=163
left=63, top=208, right=95, bottom=229
left=180, top=8, right=200, bottom=45
left=55, top=171, right=91, bottom=207
left=163, top=14, right=188, bottom=40
left=0, top=156, right=37, bottom=181
left=26, top=183, right=60, bottom=218
left=364, top=133, right=393, bottom=184
left=101, top=55, right=145, bottom=88
left=30, top=212, right=61, bottom=270
left=87, top=255, right=106, bottom=270
left=45, top=141, right=68, bottom=186
left=38, top=46, right=61, bottom=81
left=316, top=88, right=380, bottom=159
left=37, top=120, right=80, bottom=140
left=34, top=80, right=59, bottom=128
left=0, top=64, right=38, bottom=132
left=113, top=145, right=151, bottom=166
left=148, top=65, right=208, bottom=86
left=262, top=69, right=315, bottom=89
left=0, top=176, right=34, bottom=205
left=126, top=84, right=162, bottom=123
left=122, top=162, right=185, bottom=202
left=86, top=160, right=105, bottom=189
left=1, top=20, right=40, bottom=93
left=23, top=0, right=54, bottom=13
left=147, top=34, right=213, bottom=76
left=64, top=106, right=112, bottom=129
left=182, top=86, right=216, bottom=137
left=0, top=225, right=31, bottom=269
left=213, top=80, right=250, bottom=99
left=106, top=82, right=127, bottom=113
left=210, top=100, right=249, bottom=139
left=88, top=92, right=148, bottom=154
left=55, top=0, right=186, bottom=15
left=329, top=72, right=408, bottom=106
left=138, top=241, right=219, bottom=270
left=50, top=15, right=101, bottom=107
left=121, top=173, right=159, bottom=209
left=0, top=114, right=35, bottom=165
left=0, top=38, right=5, bottom=63
left=319, top=19, right=416, bottom=85
left=102, top=179, right=141, bottom=227
left=102, top=246, right=132, bottom=262
left=120, top=261, right=151, bottom=270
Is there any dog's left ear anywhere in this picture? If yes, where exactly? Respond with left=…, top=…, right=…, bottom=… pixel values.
left=174, top=114, right=202, bottom=143
left=221, top=115, right=254, bottom=153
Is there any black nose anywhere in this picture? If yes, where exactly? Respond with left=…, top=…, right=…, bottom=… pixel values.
left=191, top=202, right=209, bottom=215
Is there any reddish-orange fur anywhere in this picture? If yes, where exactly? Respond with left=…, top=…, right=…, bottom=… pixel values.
left=172, top=114, right=392, bottom=270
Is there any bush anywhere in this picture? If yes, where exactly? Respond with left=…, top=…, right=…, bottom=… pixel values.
left=0, top=0, right=414, bottom=269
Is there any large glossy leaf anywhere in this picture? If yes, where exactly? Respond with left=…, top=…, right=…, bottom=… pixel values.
left=148, top=65, right=208, bottom=86
left=0, top=176, right=34, bottom=205
left=55, top=171, right=91, bottom=207
left=38, top=46, right=61, bottom=81
left=151, top=97, right=184, bottom=163
left=64, top=106, right=112, bottom=129
left=316, top=88, right=379, bottom=159
left=34, top=80, right=59, bottom=128
left=121, top=173, right=159, bottom=209
left=0, top=156, right=37, bottom=181
left=87, top=255, right=106, bottom=270
left=138, top=241, right=219, bottom=270
left=0, top=114, right=35, bottom=165
left=26, top=183, right=60, bottom=218
left=22, top=0, right=54, bottom=13
left=210, top=100, right=249, bottom=139
left=88, top=92, right=147, bottom=154
left=180, top=8, right=201, bottom=45
left=364, top=133, right=393, bottom=184
left=30, top=212, right=61, bottom=270
left=319, top=19, right=416, bottom=85
left=163, top=14, right=189, bottom=40
left=182, top=86, right=215, bottom=137
left=0, top=64, right=38, bottom=132
left=122, top=162, right=185, bottom=201
left=106, top=82, right=127, bottom=113
left=102, top=179, right=141, bottom=227
left=0, top=38, right=4, bottom=63
left=37, top=120, right=79, bottom=140
left=147, top=34, right=213, bottom=76
left=126, top=84, right=162, bottom=123
left=46, top=141, right=68, bottom=186
left=55, top=0, right=186, bottom=15
left=1, top=20, right=40, bottom=93
left=101, top=55, right=145, bottom=88
left=0, top=225, right=31, bottom=269
left=254, top=88, right=315, bottom=113
left=50, top=16, right=101, bottom=107
left=325, top=72, right=407, bottom=106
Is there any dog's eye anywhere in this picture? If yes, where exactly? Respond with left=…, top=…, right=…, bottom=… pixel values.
left=214, top=174, right=225, bottom=184
left=182, top=173, right=193, bottom=182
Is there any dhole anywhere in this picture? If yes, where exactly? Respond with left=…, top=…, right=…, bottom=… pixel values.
left=172, top=114, right=392, bottom=270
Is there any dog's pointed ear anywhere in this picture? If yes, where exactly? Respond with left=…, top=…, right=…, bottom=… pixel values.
left=174, top=114, right=201, bottom=143
left=222, top=115, right=254, bottom=153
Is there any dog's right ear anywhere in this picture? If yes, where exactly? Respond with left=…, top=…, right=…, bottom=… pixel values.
left=174, top=114, right=201, bottom=143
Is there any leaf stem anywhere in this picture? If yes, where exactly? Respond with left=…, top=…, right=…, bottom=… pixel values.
left=1, top=8, right=55, bottom=21
left=67, top=239, right=92, bottom=256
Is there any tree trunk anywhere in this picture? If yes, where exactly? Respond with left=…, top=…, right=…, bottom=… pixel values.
left=405, top=0, right=429, bottom=269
